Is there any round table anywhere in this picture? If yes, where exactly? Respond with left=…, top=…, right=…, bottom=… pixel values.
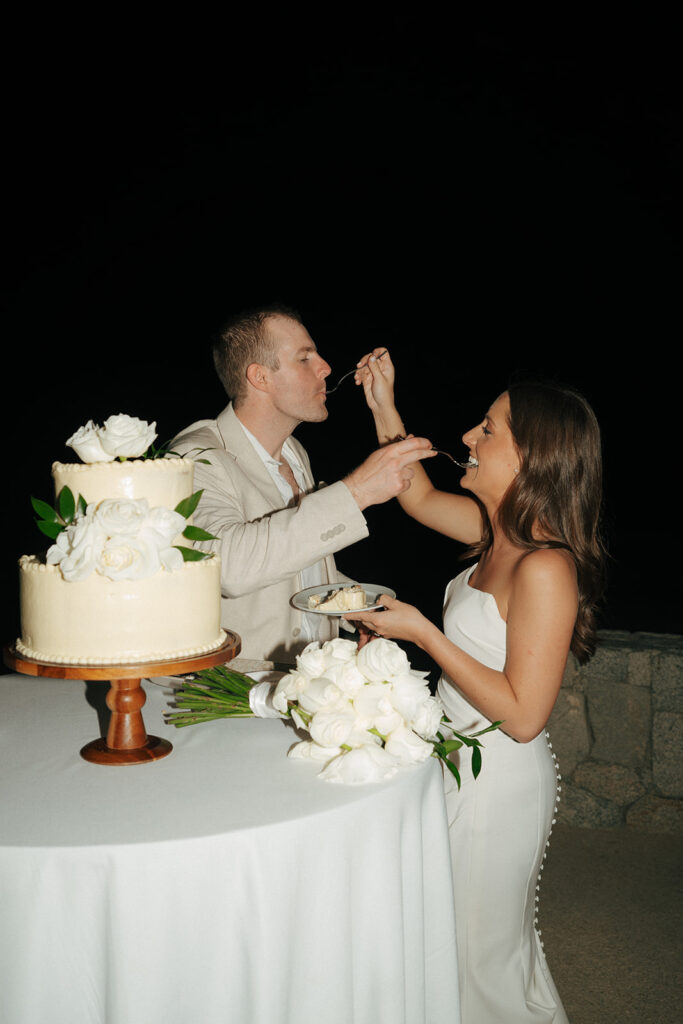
left=0, top=671, right=460, bottom=1024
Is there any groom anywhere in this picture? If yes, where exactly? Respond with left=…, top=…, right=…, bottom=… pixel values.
left=172, top=304, right=433, bottom=666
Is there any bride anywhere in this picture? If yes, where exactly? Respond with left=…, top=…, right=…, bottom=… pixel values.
left=349, top=350, right=606, bottom=1024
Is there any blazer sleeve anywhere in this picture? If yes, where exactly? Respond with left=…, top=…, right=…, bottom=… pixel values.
left=176, top=425, right=369, bottom=598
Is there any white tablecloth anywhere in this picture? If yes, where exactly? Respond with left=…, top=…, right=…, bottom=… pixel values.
left=0, top=672, right=460, bottom=1024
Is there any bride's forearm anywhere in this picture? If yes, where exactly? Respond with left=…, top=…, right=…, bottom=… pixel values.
left=372, top=404, right=407, bottom=446
left=417, top=620, right=540, bottom=741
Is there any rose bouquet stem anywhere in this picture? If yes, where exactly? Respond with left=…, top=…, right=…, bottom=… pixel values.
left=164, top=666, right=266, bottom=728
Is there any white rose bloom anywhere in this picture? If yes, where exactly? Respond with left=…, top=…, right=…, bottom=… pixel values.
left=384, top=724, right=434, bottom=765
left=352, top=681, right=394, bottom=720
left=272, top=670, right=309, bottom=713
left=59, top=542, right=103, bottom=582
left=144, top=507, right=187, bottom=546
left=318, top=744, right=399, bottom=785
left=309, top=709, right=357, bottom=749
left=98, top=534, right=161, bottom=581
left=98, top=414, right=157, bottom=458
left=94, top=498, right=150, bottom=536
left=356, top=638, right=411, bottom=681
left=47, top=514, right=106, bottom=581
left=288, top=740, right=342, bottom=763
left=320, top=638, right=358, bottom=663
left=46, top=530, right=70, bottom=565
left=296, top=677, right=348, bottom=715
left=66, top=420, right=113, bottom=463
left=409, top=696, right=445, bottom=740
left=295, top=643, right=331, bottom=679
left=159, top=546, right=184, bottom=571
left=387, top=672, right=433, bottom=722
left=319, top=659, right=367, bottom=698
left=290, top=707, right=309, bottom=732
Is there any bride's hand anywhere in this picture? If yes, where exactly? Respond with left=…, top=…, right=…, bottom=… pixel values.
left=345, top=593, right=432, bottom=647
left=354, top=348, right=395, bottom=416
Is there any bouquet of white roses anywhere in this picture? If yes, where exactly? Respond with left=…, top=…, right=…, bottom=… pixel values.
left=165, top=637, right=499, bottom=786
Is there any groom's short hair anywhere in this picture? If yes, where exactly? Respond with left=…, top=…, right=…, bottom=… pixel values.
left=213, top=304, right=304, bottom=406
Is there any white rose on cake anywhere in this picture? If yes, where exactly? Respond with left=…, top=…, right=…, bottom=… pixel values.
left=46, top=513, right=106, bottom=582
left=66, top=414, right=157, bottom=463
left=93, top=498, right=151, bottom=536
left=98, top=534, right=162, bottom=581
left=143, top=506, right=188, bottom=547
left=65, top=420, right=111, bottom=463
left=46, top=497, right=187, bottom=582
left=98, top=414, right=157, bottom=459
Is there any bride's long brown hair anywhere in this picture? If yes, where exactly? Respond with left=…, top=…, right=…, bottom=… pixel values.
left=466, top=380, right=607, bottom=664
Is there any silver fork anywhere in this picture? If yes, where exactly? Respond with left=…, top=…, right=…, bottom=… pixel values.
left=396, top=434, right=474, bottom=470
left=325, top=351, right=388, bottom=394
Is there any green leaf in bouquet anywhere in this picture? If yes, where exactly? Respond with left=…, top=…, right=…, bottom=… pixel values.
left=470, top=720, right=504, bottom=737
left=31, top=497, right=60, bottom=522
left=173, top=545, right=211, bottom=562
left=471, top=744, right=482, bottom=779
left=182, top=525, right=219, bottom=542
left=438, top=738, right=464, bottom=755
left=57, top=486, right=76, bottom=524
left=441, top=756, right=462, bottom=790
left=175, top=489, right=204, bottom=520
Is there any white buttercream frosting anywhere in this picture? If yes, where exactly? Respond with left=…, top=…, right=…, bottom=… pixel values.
left=17, top=554, right=225, bottom=665
left=17, top=455, right=226, bottom=666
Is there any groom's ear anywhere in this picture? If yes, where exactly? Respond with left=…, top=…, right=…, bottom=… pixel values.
left=245, top=362, right=271, bottom=393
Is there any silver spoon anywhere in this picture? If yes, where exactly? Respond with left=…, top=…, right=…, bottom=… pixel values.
left=325, top=351, right=388, bottom=394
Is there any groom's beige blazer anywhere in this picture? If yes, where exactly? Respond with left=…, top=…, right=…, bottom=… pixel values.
left=173, top=403, right=369, bottom=665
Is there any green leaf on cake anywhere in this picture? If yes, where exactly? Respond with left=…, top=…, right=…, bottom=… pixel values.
left=175, top=489, right=204, bottom=520
left=36, top=519, right=66, bottom=540
left=142, top=439, right=213, bottom=463
left=57, top=486, right=76, bottom=524
left=31, top=497, right=60, bottom=523
left=173, top=545, right=211, bottom=562
left=32, top=488, right=87, bottom=541
left=182, top=525, right=219, bottom=542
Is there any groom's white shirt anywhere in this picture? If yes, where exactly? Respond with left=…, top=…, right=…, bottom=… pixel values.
left=172, top=403, right=369, bottom=665
left=239, top=421, right=325, bottom=644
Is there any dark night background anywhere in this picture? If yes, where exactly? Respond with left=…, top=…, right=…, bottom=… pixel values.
left=2, top=14, right=681, bottom=667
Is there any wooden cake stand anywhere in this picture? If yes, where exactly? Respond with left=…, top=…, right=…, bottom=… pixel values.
left=3, top=631, right=241, bottom=766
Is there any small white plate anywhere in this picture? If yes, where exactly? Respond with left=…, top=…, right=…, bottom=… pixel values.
left=292, top=583, right=396, bottom=616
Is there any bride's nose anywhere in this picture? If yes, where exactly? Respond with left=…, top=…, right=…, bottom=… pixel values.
left=462, top=425, right=477, bottom=447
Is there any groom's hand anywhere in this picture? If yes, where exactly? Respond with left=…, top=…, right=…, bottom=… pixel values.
left=343, top=437, right=435, bottom=511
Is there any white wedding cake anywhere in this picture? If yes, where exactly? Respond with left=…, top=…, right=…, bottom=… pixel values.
left=16, top=415, right=226, bottom=665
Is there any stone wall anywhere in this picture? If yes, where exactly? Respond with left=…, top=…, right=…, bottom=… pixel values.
left=547, top=630, right=683, bottom=833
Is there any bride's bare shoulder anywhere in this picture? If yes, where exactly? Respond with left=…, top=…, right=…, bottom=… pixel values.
left=513, top=547, right=578, bottom=600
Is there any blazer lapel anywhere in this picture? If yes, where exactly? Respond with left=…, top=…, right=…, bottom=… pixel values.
left=215, top=404, right=286, bottom=511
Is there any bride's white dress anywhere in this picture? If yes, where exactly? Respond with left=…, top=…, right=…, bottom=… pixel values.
left=437, top=564, right=570, bottom=1024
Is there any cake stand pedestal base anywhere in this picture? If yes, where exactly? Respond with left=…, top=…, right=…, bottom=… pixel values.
left=3, top=633, right=241, bottom=766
